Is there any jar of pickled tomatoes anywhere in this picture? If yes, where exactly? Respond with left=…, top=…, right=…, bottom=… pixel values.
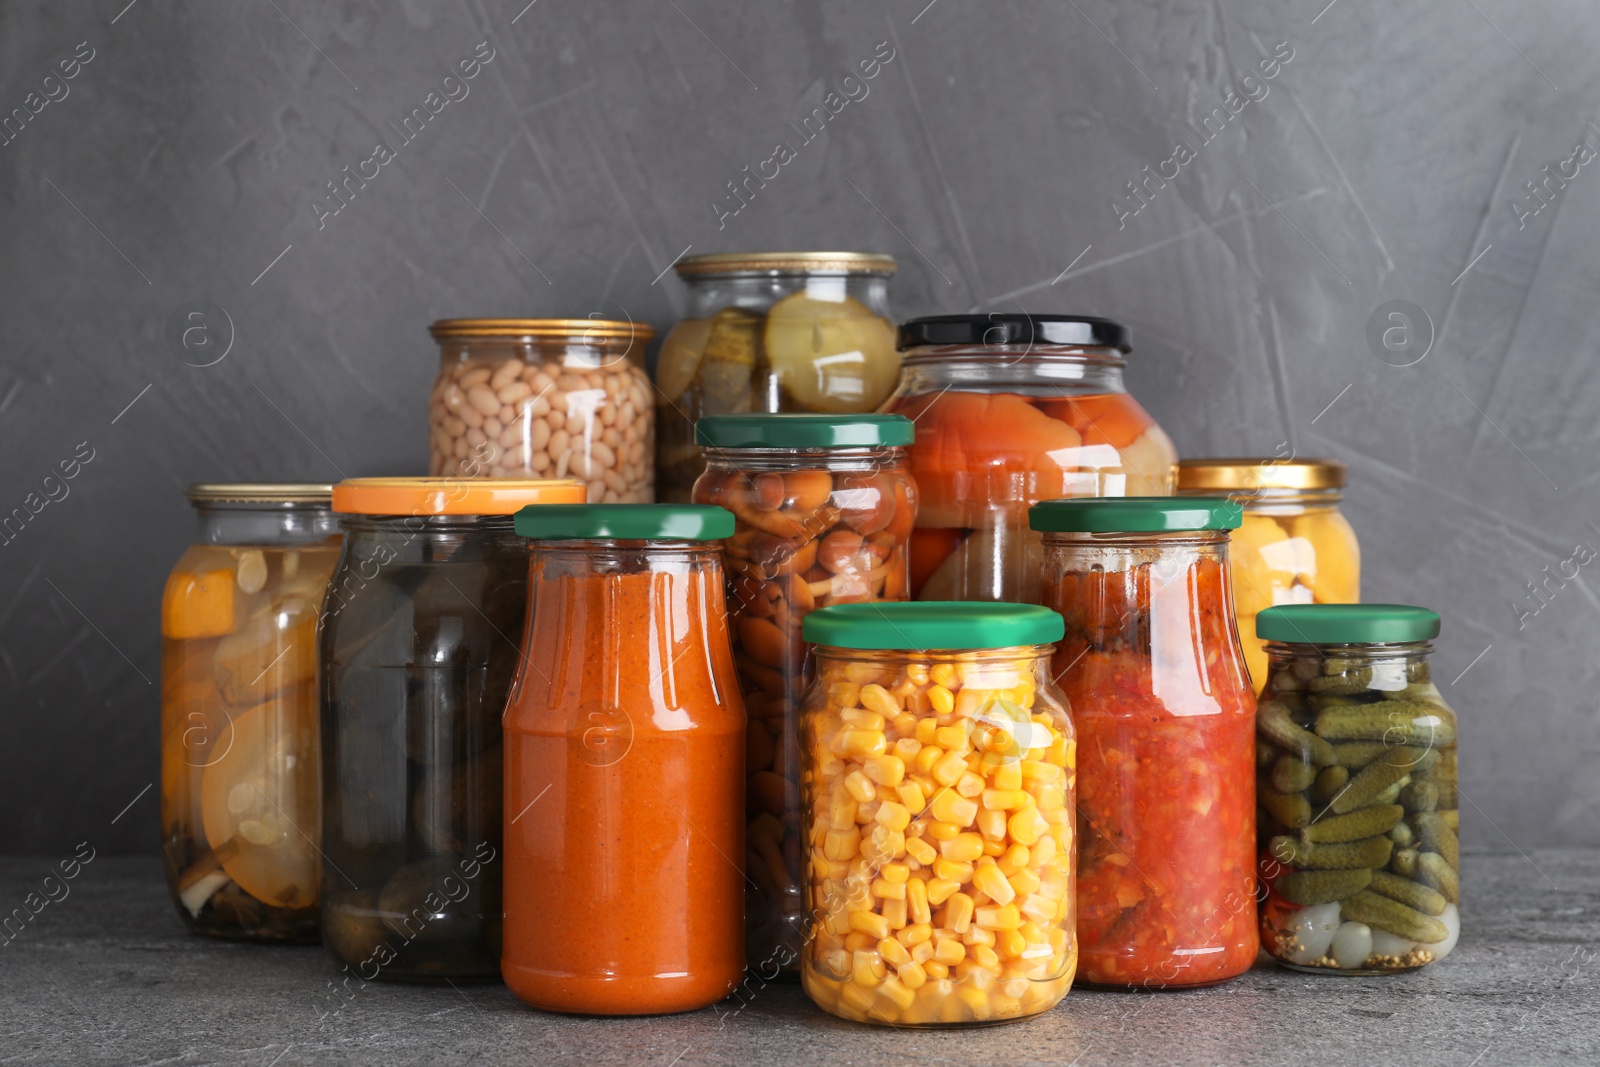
left=1177, top=458, right=1360, bottom=689
left=881, top=314, right=1177, bottom=603
left=798, top=602, right=1077, bottom=1026
left=160, top=484, right=339, bottom=942
left=1031, top=497, right=1258, bottom=988
left=692, top=413, right=917, bottom=975
left=503, top=504, right=746, bottom=1014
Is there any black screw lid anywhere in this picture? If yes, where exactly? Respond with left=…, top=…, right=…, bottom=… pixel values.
left=897, top=314, right=1131, bottom=352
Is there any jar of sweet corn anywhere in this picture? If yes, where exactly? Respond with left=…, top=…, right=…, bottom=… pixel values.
left=798, top=602, right=1077, bottom=1026
left=1177, top=458, right=1360, bottom=690
left=161, top=484, right=339, bottom=942
left=1254, top=604, right=1460, bottom=975
left=1031, top=497, right=1258, bottom=988
left=319, top=477, right=584, bottom=983
left=692, top=412, right=917, bottom=976
left=503, top=504, right=746, bottom=1014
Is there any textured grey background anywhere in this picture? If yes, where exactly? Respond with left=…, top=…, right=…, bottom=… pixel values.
left=0, top=0, right=1595, bottom=856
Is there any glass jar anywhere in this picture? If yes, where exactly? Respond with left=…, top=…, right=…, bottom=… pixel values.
left=160, top=484, right=339, bottom=942
left=503, top=504, right=746, bottom=1014
left=318, top=477, right=584, bottom=982
left=798, top=603, right=1077, bottom=1026
left=1254, top=605, right=1459, bottom=974
left=1178, top=458, right=1361, bottom=689
left=691, top=413, right=917, bottom=975
left=427, top=318, right=656, bottom=501
left=882, top=315, right=1178, bottom=604
left=1031, top=498, right=1258, bottom=988
left=654, top=252, right=899, bottom=502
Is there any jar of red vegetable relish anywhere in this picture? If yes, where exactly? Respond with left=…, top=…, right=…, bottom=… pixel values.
left=880, top=315, right=1177, bottom=604
left=1030, top=497, right=1258, bottom=988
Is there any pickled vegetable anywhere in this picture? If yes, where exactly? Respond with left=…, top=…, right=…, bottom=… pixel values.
left=763, top=292, right=899, bottom=412
left=161, top=541, right=338, bottom=941
left=800, top=645, right=1077, bottom=1025
left=1256, top=637, right=1459, bottom=974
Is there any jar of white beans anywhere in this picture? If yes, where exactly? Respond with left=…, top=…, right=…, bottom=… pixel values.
left=428, top=319, right=657, bottom=502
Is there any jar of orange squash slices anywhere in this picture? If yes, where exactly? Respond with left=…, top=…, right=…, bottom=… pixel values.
left=881, top=314, right=1176, bottom=603
left=1177, top=458, right=1360, bottom=689
left=799, top=602, right=1077, bottom=1026
left=160, top=484, right=339, bottom=941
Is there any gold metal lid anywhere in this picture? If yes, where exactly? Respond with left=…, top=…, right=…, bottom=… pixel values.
left=1176, top=458, right=1347, bottom=491
left=429, top=318, right=655, bottom=343
left=186, top=484, right=334, bottom=505
left=675, top=251, right=897, bottom=277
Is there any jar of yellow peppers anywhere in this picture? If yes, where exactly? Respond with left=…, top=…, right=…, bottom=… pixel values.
left=1177, top=458, right=1360, bottom=689
left=798, top=602, right=1076, bottom=1026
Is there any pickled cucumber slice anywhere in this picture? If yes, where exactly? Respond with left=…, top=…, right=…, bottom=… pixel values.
left=762, top=291, right=898, bottom=413
left=695, top=307, right=761, bottom=412
left=1270, top=834, right=1393, bottom=870
left=654, top=318, right=712, bottom=404
left=1330, top=747, right=1436, bottom=814
left=1314, top=700, right=1457, bottom=746
left=1258, top=701, right=1338, bottom=767
left=1416, top=851, right=1460, bottom=904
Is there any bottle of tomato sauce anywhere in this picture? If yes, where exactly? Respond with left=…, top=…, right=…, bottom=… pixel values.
left=503, top=504, right=746, bottom=1013
left=1030, top=497, right=1259, bottom=988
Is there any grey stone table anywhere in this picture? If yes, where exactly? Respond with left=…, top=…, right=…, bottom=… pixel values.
left=1, top=852, right=1596, bottom=1066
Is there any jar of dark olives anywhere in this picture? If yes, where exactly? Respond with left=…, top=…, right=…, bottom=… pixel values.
left=319, top=477, right=583, bottom=982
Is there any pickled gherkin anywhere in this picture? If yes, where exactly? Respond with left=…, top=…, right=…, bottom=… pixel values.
left=1253, top=604, right=1459, bottom=974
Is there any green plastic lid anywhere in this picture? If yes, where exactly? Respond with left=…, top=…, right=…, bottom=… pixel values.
left=696, top=413, right=914, bottom=449
left=514, top=504, right=734, bottom=541
left=802, top=602, right=1065, bottom=651
left=1028, top=496, right=1242, bottom=533
left=1256, top=604, right=1441, bottom=644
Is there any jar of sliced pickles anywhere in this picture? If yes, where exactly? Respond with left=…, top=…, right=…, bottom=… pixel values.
left=1031, top=497, right=1258, bottom=988
left=882, top=315, right=1177, bottom=603
left=654, top=252, right=899, bottom=502
left=160, top=484, right=339, bottom=942
left=1254, top=605, right=1460, bottom=975
left=1177, top=458, right=1361, bottom=689
left=428, top=318, right=655, bottom=500
left=319, top=477, right=584, bottom=982
left=798, top=603, right=1077, bottom=1026
left=691, top=413, right=918, bottom=975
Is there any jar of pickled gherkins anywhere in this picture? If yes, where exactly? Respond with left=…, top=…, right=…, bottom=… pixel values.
left=883, top=315, right=1177, bottom=603
left=161, top=484, right=339, bottom=942
left=1177, top=458, right=1361, bottom=689
left=798, top=602, right=1077, bottom=1026
left=319, top=477, right=584, bottom=982
left=1254, top=604, right=1459, bottom=974
left=1031, top=498, right=1258, bottom=988
left=428, top=318, right=656, bottom=500
left=504, top=504, right=745, bottom=1014
left=655, top=252, right=899, bottom=502
left=692, top=413, right=917, bottom=976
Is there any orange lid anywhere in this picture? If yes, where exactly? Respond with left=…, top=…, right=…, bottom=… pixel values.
left=332, top=477, right=585, bottom=515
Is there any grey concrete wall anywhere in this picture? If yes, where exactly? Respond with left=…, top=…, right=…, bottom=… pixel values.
left=1, top=0, right=1595, bottom=854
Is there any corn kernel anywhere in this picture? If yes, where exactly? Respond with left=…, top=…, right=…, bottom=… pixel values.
left=905, top=837, right=938, bottom=866
left=929, top=789, right=979, bottom=827
left=955, top=772, right=985, bottom=799
left=827, top=795, right=858, bottom=831
left=852, top=949, right=886, bottom=986
left=874, top=801, right=911, bottom=832
left=859, top=683, right=901, bottom=719
left=890, top=711, right=919, bottom=738
left=824, top=828, right=861, bottom=861
left=981, top=837, right=1005, bottom=857
left=891, top=738, right=922, bottom=763
left=842, top=730, right=888, bottom=759
left=915, top=717, right=939, bottom=745
left=906, top=875, right=931, bottom=924
left=915, top=745, right=944, bottom=775
left=971, top=944, right=1001, bottom=970
left=976, top=808, right=1008, bottom=842
left=963, top=925, right=996, bottom=947
left=1009, top=868, right=1041, bottom=896
left=923, top=961, right=949, bottom=980
left=930, top=663, right=959, bottom=689
left=872, top=877, right=906, bottom=901
left=897, top=780, right=927, bottom=814
left=849, top=911, right=891, bottom=940
left=881, top=897, right=908, bottom=929
left=844, top=930, right=875, bottom=953
left=911, top=939, right=936, bottom=964
left=1008, top=806, right=1050, bottom=846
left=1021, top=759, right=1061, bottom=782
left=1031, top=780, right=1065, bottom=811
left=926, top=877, right=961, bottom=906
left=995, top=929, right=1027, bottom=960
left=940, top=832, right=984, bottom=862
left=996, top=843, right=1030, bottom=876
left=841, top=708, right=886, bottom=731
left=926, top=684, right=955, bottom=715
left=932, top=858, right=974, bottom=884
left=944, top=892, right=975, bottom=932
left=881, top=862, right=909, bottom=884
left=840, top=979, right=876, bottom=1013
left=976, top=903, right=1021, bottom=930
left=974, top=864, right=1017, bottom=906
left=929, top=749, right=968, bottom=786
left=933, top=725, right=968, bottom=751
left=982, top=788, right=1028, bottom=811
left=1031, top=834, right=1056, bottom=867
left=897, top=961, right=928, bottom=991
left=896, top=922, right=933, bottom=946
left=845, top=770, right=876, bottom=803
left=878, top=937, right=911, bottom=967
left=934, top=938, right=966, bottom=966
left=878, top=975, right=916, bottom=1010
left=926, top=820, right=960, bottom=842
left=991, top=759, right=1023, bottom=791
